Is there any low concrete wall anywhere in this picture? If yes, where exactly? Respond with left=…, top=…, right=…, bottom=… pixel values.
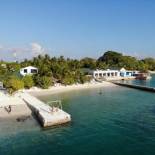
left=113, top=82, right=155, bottom=93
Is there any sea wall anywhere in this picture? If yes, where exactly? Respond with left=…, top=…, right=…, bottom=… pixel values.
left=113, top=82, right=155, bottom=93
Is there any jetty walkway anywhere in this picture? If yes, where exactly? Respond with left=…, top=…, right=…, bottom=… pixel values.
left=113, top=82, right=155, bottom=93
left=19, top=93, right=71, bottom=127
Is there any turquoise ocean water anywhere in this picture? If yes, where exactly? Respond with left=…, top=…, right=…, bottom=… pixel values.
left=121, top=74, right=155, bottom=87
left=1, top=76, right=155, bottom=155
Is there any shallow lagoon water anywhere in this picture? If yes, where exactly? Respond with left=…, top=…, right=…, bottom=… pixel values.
left=1, top=83, right=155, bottom=155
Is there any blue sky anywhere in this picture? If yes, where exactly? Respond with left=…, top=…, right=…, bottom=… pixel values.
left=0, top=0, right=155, bottom=61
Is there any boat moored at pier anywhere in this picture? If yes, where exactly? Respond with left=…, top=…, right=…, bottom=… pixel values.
left=135, top=73, right=152, bottom=80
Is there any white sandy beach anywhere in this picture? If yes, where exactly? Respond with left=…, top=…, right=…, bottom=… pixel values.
left=25, top=81, right=116, bottom=96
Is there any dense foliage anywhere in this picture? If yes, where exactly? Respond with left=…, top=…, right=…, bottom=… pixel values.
left=22, top=75, right=34, bottom=89
left=98, top=51, right=152, bottom=71
left=0, top=51, right=155, bottom=94
left=34, top=75, right=53, bottom=89
left=3, top=76, right=24, bottom=94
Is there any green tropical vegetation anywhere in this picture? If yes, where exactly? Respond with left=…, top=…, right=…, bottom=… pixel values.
left=34, top=75, right=53, bottom=89
left=0, top=51, right=155, bottom=94
left=22, top=75, right=34, bottom=89
left=3, top=76, right=24, bottom=94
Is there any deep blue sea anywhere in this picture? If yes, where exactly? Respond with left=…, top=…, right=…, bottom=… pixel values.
left=1, top=75, right=155, bottom=155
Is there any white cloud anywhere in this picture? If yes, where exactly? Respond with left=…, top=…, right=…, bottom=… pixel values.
left=0, top=42, right=48, bottom=61
left=13, top=52, right=17, bottom=58
left=30, top=42, right=45, bottom=56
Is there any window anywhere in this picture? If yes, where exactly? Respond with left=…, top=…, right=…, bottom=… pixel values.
left=31, top=69, right=37, bottom=73
left=120, top=72, right=124, bottom=76
left=99, top=73, right=102, bottom=77
left=111, top=72, right=114, bottom=76
left=24, top=69, right=27, bottom=73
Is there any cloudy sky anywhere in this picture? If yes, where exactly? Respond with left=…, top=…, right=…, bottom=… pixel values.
left=0, top=0, right=155, bottom=61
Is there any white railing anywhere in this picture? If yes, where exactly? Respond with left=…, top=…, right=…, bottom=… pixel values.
left=46, top=100, right=62, bottom=110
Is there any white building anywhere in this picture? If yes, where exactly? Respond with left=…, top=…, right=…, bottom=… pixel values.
left=93, top=69, right=120, bottom=79
left=93, top=68, right=138, bottom=79
left=20, top=66, right=38, bottom=76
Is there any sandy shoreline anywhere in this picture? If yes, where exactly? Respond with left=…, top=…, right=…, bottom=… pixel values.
left=25, top=81, right=116, bottom=96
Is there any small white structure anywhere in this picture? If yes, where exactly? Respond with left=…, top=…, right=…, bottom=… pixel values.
left=120, top=68, right=139, bottom=77
left=20, top=66, right=38, bottom=76
left=93, top=69, right=120, bottom=79
left=1, top=64, right=7, bottom=68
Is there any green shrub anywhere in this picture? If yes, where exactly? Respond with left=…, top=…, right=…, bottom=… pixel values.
left=36, top=76, right=53, bottom=89
left=4, top=76, right=24, bottom=94
left=22, top=75, right=34, bottom=89
left=62, top=76, right=75, bottom=85
left=80, top=75, right=91, bottom=84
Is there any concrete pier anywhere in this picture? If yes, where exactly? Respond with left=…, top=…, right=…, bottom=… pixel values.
left=113, top=82, right=155, bottom=93
left=19, top=93, right=71, bottom=127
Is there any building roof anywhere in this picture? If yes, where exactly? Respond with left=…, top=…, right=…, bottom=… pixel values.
left=21, top=66, right=38, bottom=70
left=120, top=68, right=126, bottom=72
